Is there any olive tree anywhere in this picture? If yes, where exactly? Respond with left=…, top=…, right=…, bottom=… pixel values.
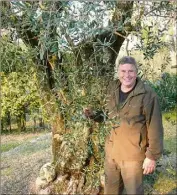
left=1, top=1, right=175, bottom=194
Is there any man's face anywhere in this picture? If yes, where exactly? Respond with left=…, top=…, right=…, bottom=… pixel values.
left=118, top=63, right=137, bottom=88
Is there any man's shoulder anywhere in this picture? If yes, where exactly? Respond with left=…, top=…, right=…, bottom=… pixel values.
left=107, top=80, right=120, bottom=95
left=141, top=81, right=159, bottom=105
left=143, top=82, right=157, bottom=96
left=108, top=79, right=119, bottom=88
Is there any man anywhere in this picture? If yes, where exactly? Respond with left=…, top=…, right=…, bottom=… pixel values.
left=84, top=56, right=163, bottom=195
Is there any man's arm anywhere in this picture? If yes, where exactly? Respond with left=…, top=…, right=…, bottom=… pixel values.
left=143, top=94, right=164, bottom=174
left=144, top=95, right=164, bottom=160
left=83, top=108, right=107, bottom=123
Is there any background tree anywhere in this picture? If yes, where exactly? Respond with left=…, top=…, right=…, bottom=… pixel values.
left=0, top=36, right=46, bottom=132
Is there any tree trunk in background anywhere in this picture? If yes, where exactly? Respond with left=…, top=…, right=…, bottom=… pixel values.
left=39, top=118, right=44, bottom=128
left=33, top=117, right=37, bottom=132
left=1, top=120, right=4, bottom=132
left=16, top=116, right=22, bottom=133
left=16, top=114, right=26, bottom=132
left=22, top=106, right=26, bottom=131
left=7, top=112, right=11, bottom=133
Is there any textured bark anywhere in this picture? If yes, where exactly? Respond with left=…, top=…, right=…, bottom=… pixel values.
left=51, top=114, right=65, bottom=164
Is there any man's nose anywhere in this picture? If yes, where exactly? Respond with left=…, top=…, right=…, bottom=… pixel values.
left=124, top=71, right=130, bottom=77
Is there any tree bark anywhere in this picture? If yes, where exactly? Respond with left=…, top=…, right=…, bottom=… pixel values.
left=7, top=112, right=12, bottom=133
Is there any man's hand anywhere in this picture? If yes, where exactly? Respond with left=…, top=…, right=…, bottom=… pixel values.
left=142, top=157, right=156, bottom=174
left=83, top=107, right=94, bottom=119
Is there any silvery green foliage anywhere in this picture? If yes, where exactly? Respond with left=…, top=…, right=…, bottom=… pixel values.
left=55, top=1, right=115, bottom=47
left=5, top=1, right=116, bottom=56
left=134, top=1, right=175, bottom=59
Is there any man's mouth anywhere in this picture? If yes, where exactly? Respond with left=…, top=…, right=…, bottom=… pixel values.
left=123, top=79, right=132, bottom=82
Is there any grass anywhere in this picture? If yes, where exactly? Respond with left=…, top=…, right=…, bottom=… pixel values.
left=163, top=108, right=176, bottom=124
left=1, top=129, right=51, bottom=154
left=1, top=167, right=13, bottom=176
left=1, top=130, right=52, bottom=194
left=1, top=142, right=21, bottom=152
left=143, top=110, right=177, bottom=195
left=164, top=138, right=176, bottom=153
left=1, top=130, right=49, bottom=144
left=153, top=173, right=176, bottom=194
left=163, top=109, right=176, bottom=153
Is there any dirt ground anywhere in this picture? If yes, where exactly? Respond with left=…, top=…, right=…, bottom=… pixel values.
left=1, top=132, right=52, bottom=194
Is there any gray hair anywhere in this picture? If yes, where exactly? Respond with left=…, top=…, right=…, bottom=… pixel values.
left=118, top=56, right=138, bottom=72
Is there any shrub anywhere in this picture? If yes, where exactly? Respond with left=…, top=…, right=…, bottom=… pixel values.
left=147, top=73, right=177, bottom=112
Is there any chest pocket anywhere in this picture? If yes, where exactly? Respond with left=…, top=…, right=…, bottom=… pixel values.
left=120, top=99, right=145, bottom=128
left=128, top=104, right=143, bottom=116
left=129, top=114, right=146, bottom=127
left=126, top=94, right=145, bottom=116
